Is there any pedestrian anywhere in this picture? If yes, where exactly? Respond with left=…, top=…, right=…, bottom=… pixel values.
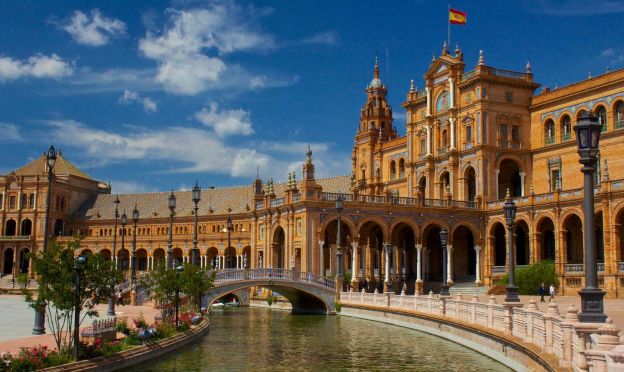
left=116, top=289, right=124, bottom=306
left=549, top=283, right=555, bottom=302
left=538, top=283, right=546, bottom=303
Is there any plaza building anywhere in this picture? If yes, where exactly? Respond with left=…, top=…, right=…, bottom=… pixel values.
left=2, top=44, right=624, bottom=298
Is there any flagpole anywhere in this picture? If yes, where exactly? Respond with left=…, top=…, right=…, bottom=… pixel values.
left=448, top=4, right=451, bottom=50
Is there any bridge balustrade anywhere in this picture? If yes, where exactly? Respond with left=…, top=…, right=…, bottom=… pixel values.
left=210, top=269, right=335, bottom=290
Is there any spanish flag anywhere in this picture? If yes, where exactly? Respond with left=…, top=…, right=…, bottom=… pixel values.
left=449, top=8, right=467, bottom=25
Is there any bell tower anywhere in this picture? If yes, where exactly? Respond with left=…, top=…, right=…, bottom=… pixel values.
left=352, top=55, right=395, bottom=194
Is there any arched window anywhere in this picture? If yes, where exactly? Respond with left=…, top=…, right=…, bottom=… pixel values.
left=561, top=115, right=571, bottom=141
left=595, top=106, right=607, bottom=131
left=21, top=219, right=32, bottom=236
left=398, top=158, right=405, bottom=178
left=545, top=119, right=555, bottom=144
left=20, top=194, right=27, bottom=209
left=28, top=194, right=34, bottom=209
left=465, top=125, right=472, bottom=145
left=436, top=91, right=449, bottom=112
left=390, top=161, right=396, bottom=180
left=616, top=101, right=624, bottom=129
left=441, top=128, right=448, bottom=148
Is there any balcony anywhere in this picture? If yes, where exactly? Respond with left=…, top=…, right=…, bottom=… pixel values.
left=492, top=266, right=506, bottom=274
left=561, top=132, right=571, bottom=142
left=545, top=136, right=555, bottom=145
left=564, top=264, right=583, bottom=273
left=0, top=235, right=32, bottom=241
left=616, top=120, right=624, bottom=129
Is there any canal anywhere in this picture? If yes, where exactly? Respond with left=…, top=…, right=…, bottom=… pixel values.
left=132, top=307, right=511, bottom=371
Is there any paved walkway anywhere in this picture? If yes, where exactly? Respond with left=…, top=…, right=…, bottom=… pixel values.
left=0, top=295, right=159, bottom=354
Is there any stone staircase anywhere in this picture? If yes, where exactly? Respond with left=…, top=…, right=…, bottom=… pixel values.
left=449, top=281, right=489, bottom=296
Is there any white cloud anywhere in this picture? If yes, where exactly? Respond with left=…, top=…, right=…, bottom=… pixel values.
left=529, top=0, right=624, bottom=15
left=0, top=123, right=21, bottom=141
left=0, top=54, right=73, bottom=82
left=110, top=180, right=151, bottom=194
left=138, top=4, right=274, bottom=95
left=42, top=119, right=348, bottom=180
left=194, top=102, right=253, bottom=137
left=299, top=31, right=338, bottom=46
left=60, top=9, right=126, bottom=46
left=602, top=48, right=615, bottom=57
left=118, top=89, right=158, bottom=113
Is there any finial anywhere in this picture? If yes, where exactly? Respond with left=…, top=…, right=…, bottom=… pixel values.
left=588, top=71, right=592, bottom=79
left=604, top=159, right=610, bottom=181
left=287, top=172, right=292, bottom=188
left=306, top=144, right=313, bottom=164
left=256, top=165, right=260, bottom=180
left=478, top=50, right=485, bottom=65
left=409, top=79, right=415, bottom=92
left=431, top=52, right=436, bottom=63
left=374, top=52, right=379, bottom=79
left=442, top=41, right=448, bottom=54
left=526, top=61, right=531, bottom=73
left=505, top=188, right=511, bottom=200
left=455, top=43, right=460, bottom=55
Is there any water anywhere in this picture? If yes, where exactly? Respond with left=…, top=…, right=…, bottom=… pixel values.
left=133, top=307, right=511, bottom=371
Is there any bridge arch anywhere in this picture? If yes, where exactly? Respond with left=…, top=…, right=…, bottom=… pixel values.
left=204, top=269, right=336, bottom=314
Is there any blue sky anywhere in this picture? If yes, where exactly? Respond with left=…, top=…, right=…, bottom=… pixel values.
left=1, top=0, right=624, bottom=193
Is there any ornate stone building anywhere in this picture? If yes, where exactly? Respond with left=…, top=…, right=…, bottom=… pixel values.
left=2, top=45, right=624, bottom=298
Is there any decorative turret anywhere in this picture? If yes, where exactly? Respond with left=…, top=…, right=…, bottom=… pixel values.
left=358, top=55, right=394, bottom=140
left=303, top=144, right=315, bottom=180
left=300, top=145, right=322, bottom=201
left=478, top=50, right=485, bottom=66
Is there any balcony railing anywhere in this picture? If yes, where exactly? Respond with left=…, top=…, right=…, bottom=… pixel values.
left=561, top=132, right=571, bottom=142
left=292, top=194, right=301, bottom=202
left=616, top=120, right=624, bottom=129
left=321, top=192, right=354, bottom=202
left=255, top=201, right=264, bottom=210
left=0, top=235, right=32, bottom=241
left=619, top=262, right=624, bottom=272
left=451, top=200, right=477, bottom=209
left=438, top=147, right=448, bottom=155
left=424, top=198, right=446, bottom=207
left=545, top=136, right=555, bottom=145
left=270, top=197, right=285, bottom=207
left=565, top=264, right=584, bottom=273
left=492, top=266, right=506, bottom=274
left=358, top=194, right=386, bottom=204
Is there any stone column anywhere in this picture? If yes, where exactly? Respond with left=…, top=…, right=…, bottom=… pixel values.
left=426, top=125, right=432, bottom=156
left=519, top=172, right=526, bottom=196
left=474, top=245, right=482, bottom=285
left=384, top=243, right=392, bottom=292
left=495, top=170, right=500, bottom=199
left=33, top=191, right=37, bottom=210
left=351, top=242, right=359, bottom=290
left=426, top=87, right=431, bottom=116
left=361, top=243, right=367, bottom=280
left=447, top=244, right=454, bottom=285
left=319, top=240, right=324, bottom=276
left=416, top=244, right=423, bottom=294
left=449, top=77, right=455, bottom=109
left=450, top=118, right=456, bottom=150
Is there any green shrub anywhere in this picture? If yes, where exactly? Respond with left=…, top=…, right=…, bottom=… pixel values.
left=334, top=301, right=342, bottom=313
left=499, top=260, right=559, bottom=295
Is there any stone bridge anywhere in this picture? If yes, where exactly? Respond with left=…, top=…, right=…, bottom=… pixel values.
left=205, top=269, right=337, bottom=314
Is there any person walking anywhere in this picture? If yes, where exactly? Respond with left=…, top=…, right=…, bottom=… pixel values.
left=549, top=283, right=555, bottom=302
left=538, top=283, right=546, bottom=303
left=116, top=289, right=124, bottom=306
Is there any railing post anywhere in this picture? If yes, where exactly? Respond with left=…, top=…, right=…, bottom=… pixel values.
left=487, top=295, right=496, bottom=328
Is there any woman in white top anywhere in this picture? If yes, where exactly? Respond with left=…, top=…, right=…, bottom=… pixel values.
left=549, top=284, right=555, bottom=301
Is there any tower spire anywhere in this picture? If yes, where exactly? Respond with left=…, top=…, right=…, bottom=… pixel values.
left=374, top=52, right=380, bottom=79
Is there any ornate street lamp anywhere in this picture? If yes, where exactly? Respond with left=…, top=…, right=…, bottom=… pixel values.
left=33, top=145, right=57, bottom=335
left=131, top=205, right=139, bottom=286
left=73, top=255, right=88, bottom=361
left=335, top=196, right=344, bottom=287
left=440, top=228, right=450, bottom=296
left=504, top=190, right=519, bottom=302
left=226, top=216, right=233, bottom=269
left=574, top=112, right=607, bottom=322
left=107, top=196, right=120, bottom=316
left=167, top=191, right=176, bottom=269
left=121, top=209, right=127, bottom=274
left=175, top=265, right=183, bottom=329
left=192, top=182, right=201, bottom=266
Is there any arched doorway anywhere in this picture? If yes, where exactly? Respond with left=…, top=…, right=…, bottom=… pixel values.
left=136, top=249, right=148, bottom=271
left=537, top=217, right=556, bottom=261
left=20, top=219, right=32, bottom=236
left=3, top=248, right=14, bottom=275
left=418, top=176, right=427, bottom=199
left=224, top=246, right=237, bottom=269
left=100, top=249, right=112, bottom=262
left=172, top=248, right=183, bottom=267
left=18, top=249, right=29, bottom=274
left=272, top=227, right=285, bottom=269
left=492, top=223, right=506, bottom=266
left=54, top=219, right=63, bottom=236
left=206, top=247, right=218, bottom=269
left=564, top=215, right=583, bottom=264
left=465, top=167, right=476, bottom=202
left=118, top=249, right=130, bottom=271
left=358, top=221, right=384, bottom=292
left=452, top=226, right=476, bottom=281
left=5, top=219, right=16, bottom=236
left=515, top=221, right=530, bottom=266
left=323, top=219, right=353, bottom=279
left=439, top=171, right=450, bottom=198
left=498, top=159, right=522, bottom=199
left=153, top=248, right=165, bottom=268
left=423, top=225, right=443, bottom=292
left=391, top=223, right=416, bottom=294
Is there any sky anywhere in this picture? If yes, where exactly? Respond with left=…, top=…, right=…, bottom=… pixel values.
left=1, top=0, right=624, bottom=193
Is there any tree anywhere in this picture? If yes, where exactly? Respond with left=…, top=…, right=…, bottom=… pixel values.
left=24, top=239, right=121, bottom=355
left=179, top=263, right=214, bottom=311
left=140, top=261, right=179, bottom=313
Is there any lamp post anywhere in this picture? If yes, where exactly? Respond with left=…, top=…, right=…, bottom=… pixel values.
left=33, top=145, right=57, bottom=335
left=192, top=182, right=201, bottom=266
left=175, top=265, right=183, bottom=328
left=336, top=196, right=344, bottom=290
left=167, top=191, right=176, bottom=269
left=73, top=255, right=87, bottom=361
left=131, top=205, right=139, bottom=286
left=121, top=210, right=127, bottom=274
left=107, top=196, right=120, bottom=316
left=226, top=216, right=233, bottom=268
left=504, top=190, right=519, bottom=302
left=574, top=112, right=607, bottom=322
left=440, top=228, right=450, bottom=296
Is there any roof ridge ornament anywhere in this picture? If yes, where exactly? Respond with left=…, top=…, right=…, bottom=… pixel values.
left=478, top=50, right=485, bottom=66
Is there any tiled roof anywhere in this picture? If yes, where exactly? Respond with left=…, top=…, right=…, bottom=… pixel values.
left=73, top=175, right=351, bottom=221
left=11, top=153, right=94, bottom=180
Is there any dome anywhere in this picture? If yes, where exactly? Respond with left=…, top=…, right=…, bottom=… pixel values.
left=369, top=78, right=383, bottom=88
